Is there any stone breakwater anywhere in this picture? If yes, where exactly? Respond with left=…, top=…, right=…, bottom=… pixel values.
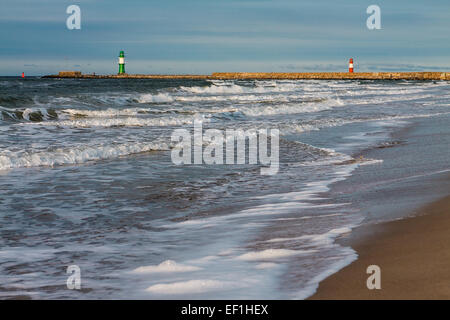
left=43, top=72, right=450, bottom=80
left=211, top=72, right=450, bottom=80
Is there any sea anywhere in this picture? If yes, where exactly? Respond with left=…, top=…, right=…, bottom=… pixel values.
left=0, top=77, right=449, bottom=299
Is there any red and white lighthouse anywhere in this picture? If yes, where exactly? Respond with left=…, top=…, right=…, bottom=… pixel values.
left=349, top=58, right=354, bottom=73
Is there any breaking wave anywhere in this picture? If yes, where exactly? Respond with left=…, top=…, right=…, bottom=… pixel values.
left=40, top=116, right=210, bottom=128
left=180, top=82, right=302, bottom=95
left=0, top=141, right=170, bottom=170
left=135, top=93, right=174, bottom=103
left=0, top=106, right=58, bottom=122
left=239, top=99, right=344, bottom=116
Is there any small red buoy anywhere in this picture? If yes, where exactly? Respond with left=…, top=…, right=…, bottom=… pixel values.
left=22, top=72, right=25, bottom=78
left=349, top=58, right=354, bottom=73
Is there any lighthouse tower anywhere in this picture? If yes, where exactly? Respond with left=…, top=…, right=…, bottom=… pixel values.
left=349, top=58, right=354, bottom=73
left=118, top=51, right=125, bottom=74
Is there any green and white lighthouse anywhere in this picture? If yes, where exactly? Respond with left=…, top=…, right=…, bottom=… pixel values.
left=118, top=51, right=125, bottom=74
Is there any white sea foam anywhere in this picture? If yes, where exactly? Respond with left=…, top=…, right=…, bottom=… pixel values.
left=145, top=279, right=230, bottom=295
left=239, top=99, right=343, bottom=117
left=266, top=227, right=352, bottom=245
left=180, top=82, right=302, bottom=95
left=255, top=262, right=278, bottom=269
left=62, top=108, right=150, bottom=118
left=308, top=227, right=352, bottom=245
left=0, top=141, right=169, bottom=170
left=176, top=94, right=295, bottom=103
left=132, top=260, right=202, bottom=274
left=359, top=158, right=383, bottom=165
left=38, top=116, right=205, bottom=128
left=295, top=247, right=358, bottom=299
left=236, top=249, right=310, bottom=261
left=136, top=93, right=174, bottom=103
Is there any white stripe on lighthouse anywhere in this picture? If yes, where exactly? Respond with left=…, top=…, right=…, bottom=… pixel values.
left=119, top=57, right=125, bottom=64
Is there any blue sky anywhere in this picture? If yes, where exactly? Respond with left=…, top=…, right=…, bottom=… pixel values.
left=1, top=0, right=450, bottom=75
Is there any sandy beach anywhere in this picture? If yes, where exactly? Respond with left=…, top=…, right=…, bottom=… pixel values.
left=310, top=193, right=450, bottom=299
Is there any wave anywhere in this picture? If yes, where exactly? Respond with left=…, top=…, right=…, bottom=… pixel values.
left=62, top=108, right=151, bottom=118
left=180, top=82, right=303, bottom=95
left=239, top=98, right=344, bottom=116
left=35, top=115, right=211, bottom=128
left=135, top=93, right=174, bottom=103
left=50, top=99, right=340, bottom=124
left=134, top=91, right=311, bottom=104
left=133, top=84, right=430, bottom=108
left=0, top=106, right=58, bottom=122
left=175, top=94, right=295, bottom=103
left=62, top=107, right=200, bottom=118
left=26, top=99, right=345, bottom=127
left=0, top=141, right=170, bottom=170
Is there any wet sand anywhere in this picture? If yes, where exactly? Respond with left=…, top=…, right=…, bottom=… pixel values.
left=310, top=193, right=450, bottom=299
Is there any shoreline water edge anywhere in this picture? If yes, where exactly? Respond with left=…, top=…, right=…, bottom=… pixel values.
left=309, top=113, right=450, bottom=299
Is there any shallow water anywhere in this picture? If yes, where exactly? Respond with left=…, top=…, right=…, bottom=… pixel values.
left=0, top=77, right=449, bottom=299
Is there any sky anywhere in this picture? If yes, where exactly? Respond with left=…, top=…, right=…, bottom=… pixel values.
left=1, top=0, right=450, bottom=75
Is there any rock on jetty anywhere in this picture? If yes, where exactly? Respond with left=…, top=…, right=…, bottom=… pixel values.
left=43, top=72, right=450, bottom=80
left=57, top=71, right=82, bottom=77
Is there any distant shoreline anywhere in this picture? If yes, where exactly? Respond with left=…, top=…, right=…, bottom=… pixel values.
left=42, top=71, right=450, bottom=80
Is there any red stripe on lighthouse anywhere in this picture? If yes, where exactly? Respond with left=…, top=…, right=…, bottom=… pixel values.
left=349, top=58, right=354, bottom=73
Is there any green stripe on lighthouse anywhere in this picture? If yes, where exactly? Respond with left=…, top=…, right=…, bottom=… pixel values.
left=118, top=51, right=125, bottom=74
